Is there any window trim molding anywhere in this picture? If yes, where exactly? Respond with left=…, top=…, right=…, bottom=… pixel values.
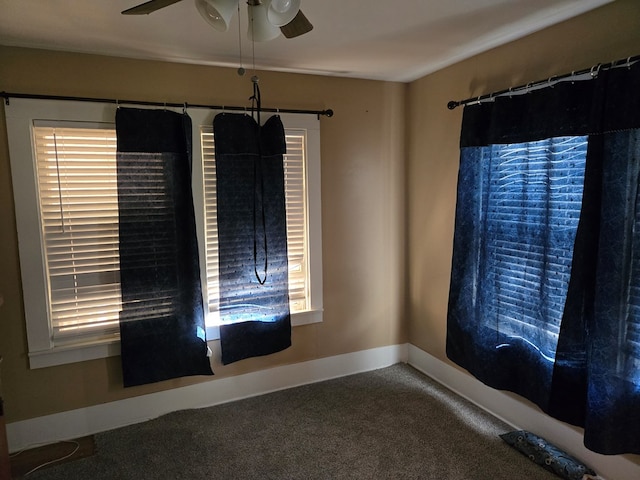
left=6, top=98, right=323, bottom=369
left=7, top=99, right=120, bottom=365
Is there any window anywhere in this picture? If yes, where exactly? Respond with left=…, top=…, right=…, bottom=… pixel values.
left=480, top=136, right=587, bottom=359
left=629, top=193, right=640, bottom=372
left=32, top=124, right=121, bottom=345
left=200, top=127, right=310, bottom=323
left=6, top=99, right=323, bottom=368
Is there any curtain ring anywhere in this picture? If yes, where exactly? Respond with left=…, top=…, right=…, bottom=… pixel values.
left=183, top=102, right=187, bottom=114
left=590, top=63, right=601, bottom=77
left=627, top=57, right=633, bottom=69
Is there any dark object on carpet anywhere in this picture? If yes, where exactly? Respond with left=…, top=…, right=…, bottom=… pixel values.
left=500, top=430, right=596, bottom=480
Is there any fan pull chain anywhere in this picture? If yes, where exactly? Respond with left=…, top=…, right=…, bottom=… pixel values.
left=236, top=1, right=245, bottom=76
left=247, top=2, right=257, bottom=75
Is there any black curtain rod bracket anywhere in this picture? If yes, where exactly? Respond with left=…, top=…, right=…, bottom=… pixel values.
left=447, top=54, right=639, bottom=110
left=1, top=91, right=334, bottom=118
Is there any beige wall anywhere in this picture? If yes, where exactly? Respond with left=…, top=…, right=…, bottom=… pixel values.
left=0, top=47, right=407, bottom=422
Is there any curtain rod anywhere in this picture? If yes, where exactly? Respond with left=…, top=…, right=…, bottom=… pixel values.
left=447, top=54, right=640, bottom=110
left=1, top=91, right=334, bottom=119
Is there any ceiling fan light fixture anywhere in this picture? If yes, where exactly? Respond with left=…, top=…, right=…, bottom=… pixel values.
left=195, top=0, right=238, bottom=32
left=248, top=3, right=280, bottom=42
left=266, top=0, right=300, bottom=27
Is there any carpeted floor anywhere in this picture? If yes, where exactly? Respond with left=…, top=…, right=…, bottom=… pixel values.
left=27, top=364, right=558, bottom=479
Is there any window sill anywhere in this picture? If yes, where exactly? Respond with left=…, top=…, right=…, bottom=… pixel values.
left=204, top=308, right=323, bottom=341
left=28, top=334, right=122, bottom=369
left=28, top=309, right=323, bottom=369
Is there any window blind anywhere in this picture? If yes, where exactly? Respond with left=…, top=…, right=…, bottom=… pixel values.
left=627, top=185, right=640, bottom=370
left=482, top=136, right=588, bottom=358
left=201, top=126, right=308, bottom=322
left=33, top=125, right=121, bottom=343
left=283, top=131, right=308, bottom=312
left=32, top=123, right=311, bottom=343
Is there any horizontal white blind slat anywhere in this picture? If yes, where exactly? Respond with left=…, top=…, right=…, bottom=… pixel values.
left=34, top=123, right=314, bottom=345
left=627, top=188, right=640, bottom=367
left=34, top=126, right=122, bottom=341
left=483, top=136, right=587, bottom=357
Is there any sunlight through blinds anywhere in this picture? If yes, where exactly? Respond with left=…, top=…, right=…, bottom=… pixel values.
left=33, top=126, right=121, bottom=343
left=627, top=182, right=640, bottom=372
left=482, top=136, right=587, bottom=359
left=201, top=126, right=309, bottom=324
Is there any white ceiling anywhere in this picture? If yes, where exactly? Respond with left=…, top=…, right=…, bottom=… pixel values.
left=0, top=0, right=612, bottom=82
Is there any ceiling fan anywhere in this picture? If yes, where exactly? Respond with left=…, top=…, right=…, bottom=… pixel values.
left=122, top=0, right=313, bottom=41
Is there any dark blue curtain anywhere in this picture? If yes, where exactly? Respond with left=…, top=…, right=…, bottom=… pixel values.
left=447, top=61, right=640, bottom=454
left=116, top=107, right=213, bottom=387
left=213, top=113, right=291, bottom=365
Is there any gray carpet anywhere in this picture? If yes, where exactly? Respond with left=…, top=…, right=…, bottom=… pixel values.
left=28, top=364, right=558, bottom=479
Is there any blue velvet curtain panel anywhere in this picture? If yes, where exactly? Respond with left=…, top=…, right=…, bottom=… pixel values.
left=116, top=107, right=213, bottom=387
left=447, top=61, right=640, bottom=454
left=213, top=113, right=291, bottom=365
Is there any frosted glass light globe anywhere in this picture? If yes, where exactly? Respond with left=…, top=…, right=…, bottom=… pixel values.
left=272, top=0, right=292, bottom=13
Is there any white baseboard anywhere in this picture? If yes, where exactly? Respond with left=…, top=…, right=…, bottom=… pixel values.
left=7, top=344, right=408, bottom=453
left=407, top=344, right=640, bottom=480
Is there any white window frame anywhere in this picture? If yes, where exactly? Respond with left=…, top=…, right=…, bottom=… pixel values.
left=190, top=108, right=324, bottom=340
left=6, top=98, right=323, bottom=369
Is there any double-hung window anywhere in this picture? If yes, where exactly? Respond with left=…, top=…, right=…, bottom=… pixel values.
left=480, top=137, right=588, bottom=360
left=199, top=125, right=316, bottom=330
left=6, top=99, right=323, bottom=368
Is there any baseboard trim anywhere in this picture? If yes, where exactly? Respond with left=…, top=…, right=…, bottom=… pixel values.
left=407, top=344, right=640, bottom=480
left=7, top=344, right=408, bottom=453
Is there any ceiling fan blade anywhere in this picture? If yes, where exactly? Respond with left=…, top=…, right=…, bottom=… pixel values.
left=280, top=9, right=313, bottom=39
left=122, top=0, right=183, bottom=15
